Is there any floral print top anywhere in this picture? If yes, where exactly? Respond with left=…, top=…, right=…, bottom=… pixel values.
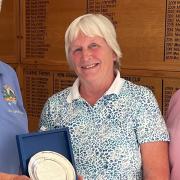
left=40, top=71, right=169, bottom=180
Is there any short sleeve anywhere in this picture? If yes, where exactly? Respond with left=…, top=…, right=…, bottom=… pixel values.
left=135, top=88, right=169, bottom=144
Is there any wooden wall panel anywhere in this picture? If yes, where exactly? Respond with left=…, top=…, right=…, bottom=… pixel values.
left=165, top=0, right=180, bottom=61
left=163, top=78, right=180, bottom=116
left=22, top=65, right=77, bottom=131
left=23, top=66, right=54, bottom=131
left=0, top=0, right=180, bottom=131
left=54, top=71, right=77, bottom=94
left=118, top=0, right=165, bottom=68
left=0, top=0, right=19, bottom=63
left=20, top=0, right=86, bottom=65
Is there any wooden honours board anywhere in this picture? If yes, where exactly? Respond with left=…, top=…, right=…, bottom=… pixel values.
left=0, top=0, right=180, bottom=131
left=165, top=0, right=180, bottom=61
left=23, top=65, right=77, bottom=131
left=20, top=0, right=86, bottom=65
left=0, top=0, right=19, bottom=63
left=163, top=78, right=180, bottom=115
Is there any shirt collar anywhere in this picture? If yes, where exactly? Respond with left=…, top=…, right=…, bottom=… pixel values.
left=67, top=70, right=125, bottom=103
left=67, top=78, right=81, bottom=103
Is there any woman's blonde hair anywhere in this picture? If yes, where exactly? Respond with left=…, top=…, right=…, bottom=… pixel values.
left=65, top=14, right=122, bottom=69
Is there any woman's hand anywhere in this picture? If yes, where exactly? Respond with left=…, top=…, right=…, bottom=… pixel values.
left=78, top=175, right=83, bottom=180
left=13, top=175, right=30, bottom=180
left=0, top=173, right=30, bottom=180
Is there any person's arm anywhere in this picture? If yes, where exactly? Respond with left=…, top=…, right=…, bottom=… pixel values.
left=140, top=141, right=170, bottom=180
left=166, top=90, right=180, bottom=180
left=0, top=173, right=30, bottom=180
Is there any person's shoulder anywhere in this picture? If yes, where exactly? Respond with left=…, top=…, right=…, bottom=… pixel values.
left=171, top=89, right=180, bottom=100
left=168, top=89, right=180, bottom=109
left=122, top=80, right=158, bottom=107
left=0, top=61, right=16, bottom=75
left=123, top=80, right=153, bottom=96
left=175, top=89, right=180, bottom=94
left=47, top=87, right=71, bottom=103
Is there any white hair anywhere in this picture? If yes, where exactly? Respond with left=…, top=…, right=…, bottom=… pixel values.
left=0, top=0, right=2, bottom=11
left=65, top=14, right=122, bottom=69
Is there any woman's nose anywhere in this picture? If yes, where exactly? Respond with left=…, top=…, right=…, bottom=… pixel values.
left=82, top=49, right=92, bottom=61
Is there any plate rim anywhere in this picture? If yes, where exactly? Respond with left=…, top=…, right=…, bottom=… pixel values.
left=28, top=151, right=76, bottom=180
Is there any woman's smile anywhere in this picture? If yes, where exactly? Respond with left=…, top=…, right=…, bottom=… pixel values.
left=81, top=63, right=99, bottom=69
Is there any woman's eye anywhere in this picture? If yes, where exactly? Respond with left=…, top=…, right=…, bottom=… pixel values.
left=90, top=43, right=98, bottom=49
left=73, top=48, right=82, bottom=54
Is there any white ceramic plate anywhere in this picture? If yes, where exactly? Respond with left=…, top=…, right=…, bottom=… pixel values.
left=28, top=151, right=76, bottom=180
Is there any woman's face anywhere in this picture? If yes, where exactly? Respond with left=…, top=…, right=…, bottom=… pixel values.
left=69, top=33, right=116, bottom=84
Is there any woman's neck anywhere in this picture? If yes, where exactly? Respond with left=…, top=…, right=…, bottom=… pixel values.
left=79, top=74, right=115, bottom=105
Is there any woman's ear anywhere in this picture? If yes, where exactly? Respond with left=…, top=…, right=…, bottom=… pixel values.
left=112, top=52, right=117, bottom=62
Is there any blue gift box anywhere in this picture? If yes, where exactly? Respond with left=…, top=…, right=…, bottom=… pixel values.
left=16, top=128, right=77, bottom=178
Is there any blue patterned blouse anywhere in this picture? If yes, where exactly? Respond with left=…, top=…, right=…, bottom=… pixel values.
left=40, top=71, right=169, bottom=180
